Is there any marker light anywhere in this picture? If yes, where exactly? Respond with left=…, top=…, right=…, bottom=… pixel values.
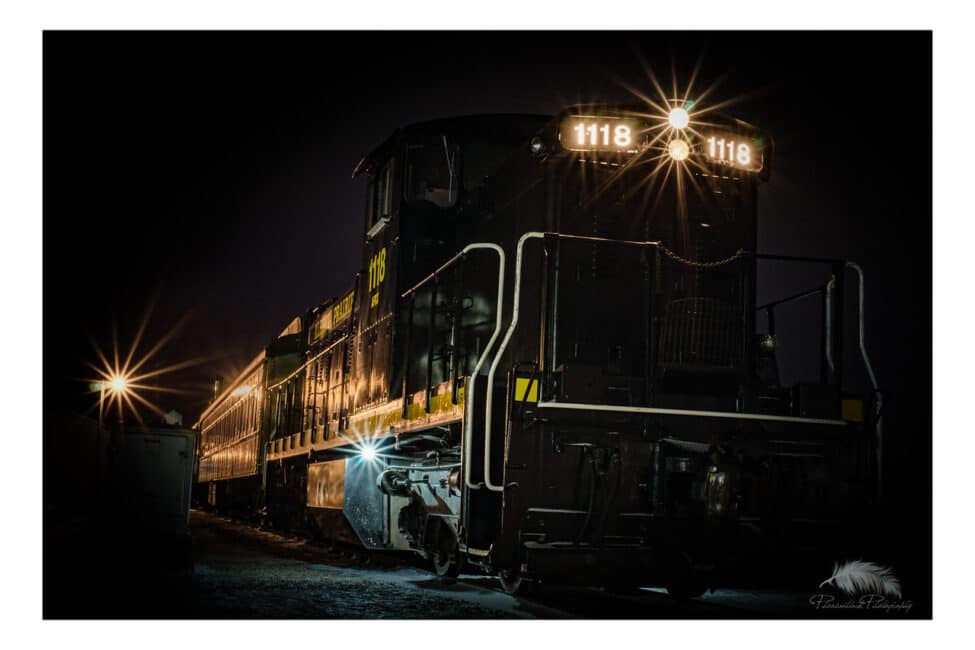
left=360, top=444, right=377, bottom=462
left=529, top=135, right=546, bottom=155
left=668, top=107, right=690, bottom=129
left=668, top=139, right=690, bottom=161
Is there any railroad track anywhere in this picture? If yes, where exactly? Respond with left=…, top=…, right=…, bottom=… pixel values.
left=192, top=509, right=794, bottom=618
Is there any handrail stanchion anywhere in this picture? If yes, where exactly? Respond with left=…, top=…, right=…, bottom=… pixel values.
left=483, top=232, right=545, bottom=491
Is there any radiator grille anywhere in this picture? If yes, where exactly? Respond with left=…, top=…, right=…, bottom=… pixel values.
left=658, top=297, right=742, bottom=368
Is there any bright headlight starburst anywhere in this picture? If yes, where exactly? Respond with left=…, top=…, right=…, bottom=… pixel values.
left=668, top=107, right=690, bottom=129
left=668, top=139, right=690, bottom=161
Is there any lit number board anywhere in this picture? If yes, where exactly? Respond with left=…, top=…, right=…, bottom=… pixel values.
left=700, top=131, right=765, bottom=173
left=559, top=115, right=643, bottom=153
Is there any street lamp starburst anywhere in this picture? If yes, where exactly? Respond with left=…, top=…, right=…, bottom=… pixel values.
left=109, top=376, right=128, bottom=393
left=84, top=304, right=205, bottom=429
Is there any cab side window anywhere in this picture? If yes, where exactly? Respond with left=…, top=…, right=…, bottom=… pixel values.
left=369, top=160, right=394, bottom=229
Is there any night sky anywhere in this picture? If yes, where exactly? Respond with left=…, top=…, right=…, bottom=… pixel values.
left=44, top=32, right=930, bottom=580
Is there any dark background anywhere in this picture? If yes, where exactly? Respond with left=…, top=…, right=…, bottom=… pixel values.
left=43, top=31, right=931, bottom=609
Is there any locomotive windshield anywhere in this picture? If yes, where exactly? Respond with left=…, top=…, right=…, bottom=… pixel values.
left=404, top=135, right=461, bottom=208
left=403, top=115, right=550, bottom=204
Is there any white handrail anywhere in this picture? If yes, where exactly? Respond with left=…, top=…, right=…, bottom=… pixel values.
left=483, top=232, right=545, bottom=491
left=845, top=261, right=882, bottom=499
left=458, top=243, right=506, bottom=490
left=825, top=277, right=835, bottom=376
left=481, top=234, right=877, bottom=494
left=845, top=262, right=879, bottom=391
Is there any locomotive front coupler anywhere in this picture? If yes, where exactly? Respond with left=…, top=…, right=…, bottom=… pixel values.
left=376, top=468, right=431, bottom=498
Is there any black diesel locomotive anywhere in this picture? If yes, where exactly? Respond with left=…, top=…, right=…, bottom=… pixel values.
left=194, top=103, right=882, bottom=595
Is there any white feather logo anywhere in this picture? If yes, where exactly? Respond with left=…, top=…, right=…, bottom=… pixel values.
left=819, top=560, right=903, bottom=599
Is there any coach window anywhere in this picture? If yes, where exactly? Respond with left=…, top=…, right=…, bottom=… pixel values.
left=405, top=135, right=459, bottom=209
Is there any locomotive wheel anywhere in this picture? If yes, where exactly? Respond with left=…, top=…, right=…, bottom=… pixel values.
left=497, top=567, right=524, bottom=595
left=431, top=523, right=461, bottom=579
